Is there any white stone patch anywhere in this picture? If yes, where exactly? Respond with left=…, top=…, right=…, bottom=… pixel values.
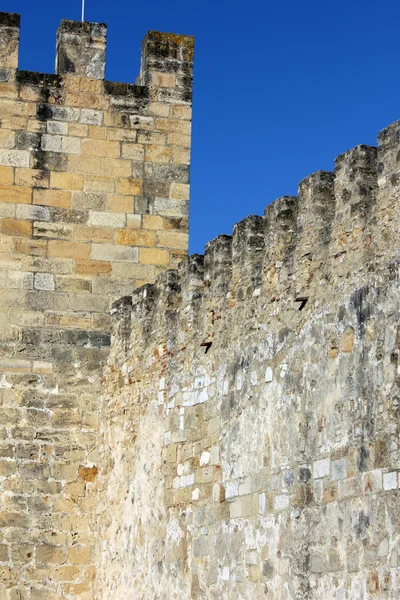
left=200, top=451, right=210, bottom=466
left=280, top=363, right=288, bottom=379
left=182, top=387, right=208, bottom=407
left=173, top=473, right=194, bottom=489
left=223, top=379, right=229, bottom=395
left=383, top=471, right=397, bottom=491
left=0, top=149, right=30, bottom=168
left=236, top=374, right=242, bottom=391
left=225, top=481, right=239, bottom=500
left=246, top=551, right=258, bottom=565
left=164, top=431, right=171, bottom=446
left=274, top=494, right=289, bottom=511
left=159, top=377, right=165, bottom=391
left=378, top=538, right=389, bottom=557
left=251, top=371, right=258, bottom=386
left=221, top=566, right=230, bottom=581
left=313, top=458, right=330, bottom=479
left=259, top=492, right=266, bottom=515
left=210, top=446, right=219, bottom=465
left=88, top=211, right=126, bottom=228
left=81, top=108, right=103, bottom=125
left=204, top=372, right=213, bottom=386
left=192, top=487, right=200, bottom=501
left=194, top=376, right=204, bottom=389
left=238, top=478, right=251, bottom=496
left=47, top=120, right=68, bottom=134
left=158, top=391, right=164, bottom=406
left=212, top=483, right=221, bottom=502
left=332, top=458, right=347, bottom=481
left=177, top=463, right=184, bottom=476
left=265, top=367, right=273, bottom=383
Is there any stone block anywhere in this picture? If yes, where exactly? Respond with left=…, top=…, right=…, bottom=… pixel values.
left=91, top=243, right=138, bottom=262
left=313, top=458, right=330, bottom=479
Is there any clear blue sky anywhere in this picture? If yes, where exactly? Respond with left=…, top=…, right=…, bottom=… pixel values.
left=3, top=0, right=400, bottom=254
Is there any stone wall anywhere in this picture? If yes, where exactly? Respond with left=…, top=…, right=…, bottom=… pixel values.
left=0, top=12, right=193, bottom=599
left=98, top=126, right=400, bottom=598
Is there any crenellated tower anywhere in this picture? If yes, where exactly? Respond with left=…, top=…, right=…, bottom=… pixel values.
left=0, top=12, right=193, bottom=599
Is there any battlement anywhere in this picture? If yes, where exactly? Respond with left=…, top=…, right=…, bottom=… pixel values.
left=0, top=12, right=193, bottom=102
left=101, top=117, right=400, bottom=599
left=111, top=121, right=396, bottom=344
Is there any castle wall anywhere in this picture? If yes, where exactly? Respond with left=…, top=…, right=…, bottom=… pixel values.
left=0, top=13, right=193, bottom=599
left=98, top=127, right=400, bottom=598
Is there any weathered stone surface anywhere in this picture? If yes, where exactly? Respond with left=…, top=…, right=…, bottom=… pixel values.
left=97, top=124, right=400, bottom=599
left=0, top=13, right=192, bottom=599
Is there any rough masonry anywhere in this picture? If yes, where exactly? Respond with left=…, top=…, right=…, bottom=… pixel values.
left=0, top=12, right=193, bottom=599
left=0, top=9, right=399, bottom=600
left=99, top=136, right=400, bottom=595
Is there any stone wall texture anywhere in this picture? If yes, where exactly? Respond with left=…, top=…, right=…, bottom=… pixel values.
left=1, top=10, right=400, bottom=600
left=99, top=133, right=400, bottom=598
left=0, top=12, right=193, bottom=599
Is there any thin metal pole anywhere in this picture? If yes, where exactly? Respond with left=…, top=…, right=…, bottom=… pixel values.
left=81, top=0, right=85, bottom=22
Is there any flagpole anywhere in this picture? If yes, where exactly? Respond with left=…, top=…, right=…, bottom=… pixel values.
left=81, top=0, right=85, bottom=22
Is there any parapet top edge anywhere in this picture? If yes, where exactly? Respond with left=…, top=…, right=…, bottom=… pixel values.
left=13, top=69, right=152, bottom=100
left=0, top=12, right=20, bottom=28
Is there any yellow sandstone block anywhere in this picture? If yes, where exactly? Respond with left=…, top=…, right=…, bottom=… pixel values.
left=50, top=172, right=84, bottom=191
left=117, top=178, right=142, bottom=195
left=46, top=312, right=91, bottom=329
left=66, top=91, right=108, bottom=111
left=74, top=225, right=113, bottom=243
left=69, top=155, right=101, bottom=175
left=0, top=185, right=31, bottom=204
left=84, top=175, right=115, bottom=194
left=148, top=102, right=170, bottom=117
left=115, top=229, right=155, bottom=246
left=156, top=118, right=191, bottom=135
left=0, top=83, right=18, bottom=99
left=0, top=129, right=15, bottom=148
left=80, top=78, right=103, bottom=94
left=143, top=215, right=163, bottom=230
left=170, top=183, right=190, bottom=200
left=145, top=145, right=172, bottom=163
left=107, top=127, right=137, bottom=142
left=89, top=126, right=106, bottom=139
left=15, top=168, right=49, bottom=188
left=67, top=545, right=91, bottom=565
left=0, top=166, right=13, bottom=185
left=0, top=116, right=26, bottom=130
left=149, top=72, right=176, bottom=88
left=171, top=105, right=192, bottom=120
left=0, top=98, right=35, bottom=117
left=48, top=240, right=90, bottom=259
left=75, top=259, right=111, bottom=275
left=33, top=189, right=71, bottom=209
left=82, top=139, right=120, bottom=158
left=1, top=218, right=32, bottom=237
left=121, top=144, right=145, bottom=161
left=168, top=133, right=191, bottom=148
left=13, top=238, right=47, bottom=256
left=0, top=237, right=12, bottom=252
left=107, top=196, right=134, bottom=213
left=139, top=247, right=169, bottom=265
left=69, top=123, right=89, bottom=137
left=172, top=147, right=191, bottom=165
left=157, top=231, right=188, bottom=250
left=102, top=158, right=131, bottom=178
